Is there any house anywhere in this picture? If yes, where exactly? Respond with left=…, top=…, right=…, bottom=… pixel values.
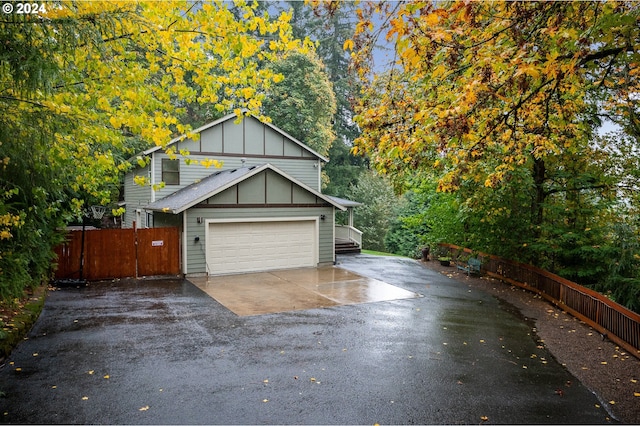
left=123, top=112, right=361, bottom=276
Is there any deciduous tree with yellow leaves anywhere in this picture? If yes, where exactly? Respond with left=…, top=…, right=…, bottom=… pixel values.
left=0, top=0, right=311, bottom=299
left=343, top=1, right=640, bottom=309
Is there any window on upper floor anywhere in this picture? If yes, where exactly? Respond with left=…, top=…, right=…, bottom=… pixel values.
left=162, top=159, right=180, bottom=185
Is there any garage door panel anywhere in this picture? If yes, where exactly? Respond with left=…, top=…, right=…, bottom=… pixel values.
left=207, top=220, right=317, bottom=275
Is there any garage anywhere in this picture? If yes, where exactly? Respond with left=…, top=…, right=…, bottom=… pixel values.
left=206, top=218, right=318, bottom=275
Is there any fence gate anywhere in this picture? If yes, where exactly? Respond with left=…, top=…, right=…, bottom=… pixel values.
left=54, top=227, right=180, bottom=281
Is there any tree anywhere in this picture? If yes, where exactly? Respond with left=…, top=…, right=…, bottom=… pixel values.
left=282, top=1, right=365, bottom=196
left=345, top=170, right=398, bottom=252
left=261, top=52, right=336, bottom=159
left=343, top=1, right=640, bottom=309
left=0, top=0, right=310, bottom=299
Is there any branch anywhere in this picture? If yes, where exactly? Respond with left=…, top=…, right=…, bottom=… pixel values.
left=544, top=183, right=610, bottom=197
left=579, top=46, right=633, bottom=65
left=0, top=95, right=48, bottom=108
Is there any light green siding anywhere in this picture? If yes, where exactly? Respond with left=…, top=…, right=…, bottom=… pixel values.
left=223, top=119, right=244, bottom=154
left=211, top=186, right=237, bottom=204
left=284, top=141, right=303, bottom=157
left=177, top=138, right=199, bottom=153
left=292, top=186, right=317, bottom=204
left=201, top=125, right=223, bottom=152
left=238, top=174, right=265, bottom=204
left=266, top=171, right=292, bottom=203
left=244, top=117, right=264, bottom=155
left=265, top=126, right=283, bottom=155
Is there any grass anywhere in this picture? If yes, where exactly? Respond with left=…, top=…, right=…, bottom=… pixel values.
left=0, top=285, right=47, bottom=362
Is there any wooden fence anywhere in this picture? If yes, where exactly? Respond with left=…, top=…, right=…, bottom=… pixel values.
left=54, top=227, right=181, bottom=281
left=439, top=243, right=640, bottom=359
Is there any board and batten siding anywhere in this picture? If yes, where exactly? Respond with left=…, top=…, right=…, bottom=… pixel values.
left=183, top=207, right=335, bottom=276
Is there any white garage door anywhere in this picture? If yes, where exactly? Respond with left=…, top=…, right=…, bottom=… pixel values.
left=207, top=219, right=317, bottom=275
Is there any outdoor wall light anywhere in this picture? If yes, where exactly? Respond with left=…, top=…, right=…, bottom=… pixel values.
left=196, top=217, right=204, bottom=224
left=194, top=236, right=200, bottom=242
left=320, top=214, right=326, bottom=221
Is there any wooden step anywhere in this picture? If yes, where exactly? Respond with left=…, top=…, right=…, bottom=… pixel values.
left=335, top=240, right=361, bottom=254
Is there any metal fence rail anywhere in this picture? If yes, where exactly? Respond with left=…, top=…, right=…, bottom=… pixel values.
left=439, top=243, right=640, bottom=359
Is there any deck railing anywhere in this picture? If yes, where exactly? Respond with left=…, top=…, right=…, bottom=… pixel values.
left=335, top=225, right=363, bottom=247
left=439, top=243, right=640, bottom=359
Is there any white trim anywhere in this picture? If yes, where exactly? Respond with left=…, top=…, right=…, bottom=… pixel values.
left=332, top=207, right=336, bottom=264
left=150, top=156, right=156, bottom=202
left=205, top=216, right=319, bottom=276
left=182, top=210, right=188, bottom=275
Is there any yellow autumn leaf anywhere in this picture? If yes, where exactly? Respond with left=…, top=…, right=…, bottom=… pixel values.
left=343, top=39, right=354, bottom=51
left=139, top=406, right=149, bottom=411
left=634, top=392, right=640, bottom=397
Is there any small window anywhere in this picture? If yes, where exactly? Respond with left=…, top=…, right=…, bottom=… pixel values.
left=162, top=159, right=180, bottom=185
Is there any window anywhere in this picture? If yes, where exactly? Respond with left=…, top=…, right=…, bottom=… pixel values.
left=162, top=159, right=180, bottom=185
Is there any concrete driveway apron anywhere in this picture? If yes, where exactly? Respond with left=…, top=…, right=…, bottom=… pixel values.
left=0, top=254, right=610, bottom=424
left=188, top=266, right=418, bottom=316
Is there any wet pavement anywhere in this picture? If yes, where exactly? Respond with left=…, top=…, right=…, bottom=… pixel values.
left=189, top=267, right=419, bottom=316
left=0, top=254, right=611, bottom=424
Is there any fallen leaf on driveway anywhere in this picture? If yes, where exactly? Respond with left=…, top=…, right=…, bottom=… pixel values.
left=81, top=396, right=88, bottom=401
left=634, top=392, right=640, bottom=397
left=480, top=415, right=489, bottom=422
left=139, top=406, right=149, bottom=411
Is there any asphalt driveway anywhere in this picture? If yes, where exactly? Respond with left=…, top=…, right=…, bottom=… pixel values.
left=0, top=254, right=610, bottom=424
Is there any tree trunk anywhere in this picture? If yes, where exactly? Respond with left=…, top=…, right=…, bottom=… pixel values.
left=531, top=157, right=546, bottom=239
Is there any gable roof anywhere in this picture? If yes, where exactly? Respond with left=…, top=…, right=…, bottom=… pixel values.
left=144, top=163, right=347, bottom=214
left=142, top=111, right=329, bottom=162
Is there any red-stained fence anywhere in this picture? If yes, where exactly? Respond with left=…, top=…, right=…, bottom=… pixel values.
left=54, top=227, right=180, bottom=281
left=439, top=243, right=640, bottom=359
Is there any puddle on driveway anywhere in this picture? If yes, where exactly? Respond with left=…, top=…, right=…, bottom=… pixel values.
left=188, top=266, right=418, bottom=316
